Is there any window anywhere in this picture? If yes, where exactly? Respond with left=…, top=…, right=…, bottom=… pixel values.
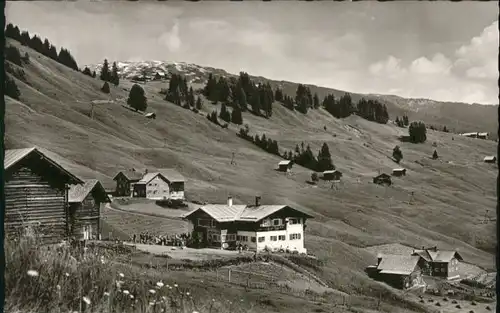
left=237, top=235, right=248, bottom=242
left=278, top=235, right=286, bottom=241
left=270, top=236, right=277, bottom=241
left=288, top=218, right=299, bottom=225
left=198, top=219, right=214, bottom=227
left=221, top=235, right=226, bottom=242
left=251, top=237, right=256, bottom=243
left=272, top=219, right=281, bottom=226
left=258, top=236, right=265, bottom=243
left=227, top=234, right=236, bottom=241
left=260, top=219, right=271, bottom=227
left=148, top=183, right=152, bottom=186
left=289, top=233, right=301, bottom=240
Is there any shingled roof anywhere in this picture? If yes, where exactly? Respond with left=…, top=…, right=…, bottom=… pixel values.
left=412, top=249, right=463, bottom=263
left=69, top=179, right=110, bottom=203
left=113, top=170, right=144, bottom=181
left=377, top=254, right=421, bottom=275
left=183, top=204, right=314, bottom=223
left=5, top=147, right=83, bottom=184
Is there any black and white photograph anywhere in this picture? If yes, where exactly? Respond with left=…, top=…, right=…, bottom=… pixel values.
left=2, top=1, right=498, bottom=313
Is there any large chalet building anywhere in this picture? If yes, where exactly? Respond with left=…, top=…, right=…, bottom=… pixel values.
left=113, top=169, right=144, bottom=197
left=4, top=147, right=84, bottom=243
left=183, top=196, right=314, bottom=254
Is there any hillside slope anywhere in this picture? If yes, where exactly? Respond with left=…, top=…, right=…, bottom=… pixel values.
left=89, top=60, right=499, bottom=140
left=5, top=38, right=497, bottom=309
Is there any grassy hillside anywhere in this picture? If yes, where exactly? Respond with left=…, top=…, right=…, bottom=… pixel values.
left=5, top=38, right=497, bottom=312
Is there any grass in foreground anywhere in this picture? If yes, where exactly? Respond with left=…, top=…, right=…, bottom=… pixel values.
left=4, top=235, right=244, bottom=313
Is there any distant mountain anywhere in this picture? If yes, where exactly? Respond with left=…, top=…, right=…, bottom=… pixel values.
left=88, top=60, right=498, bottom=140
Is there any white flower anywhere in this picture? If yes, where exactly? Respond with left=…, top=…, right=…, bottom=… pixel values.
left=149, top=302, right=155, bottom=306
left=65, top=272, right=70, bottom=277
left=149, top=289, right=156, bottom=294
left=168, top=286, right=173, bottom=290
left=123, top=290, right=130, bottom=295
left=130, top=295, right=134, bottom=299
left=104, top=292, right=110, bottom=297
left=193, top=311, right=200, bottom=313
left=119, top=273, right=125, bottom=278
left=186, top=292, right=190, bottom=296
left=156, top=281, right=164, bottom=288
left=56, top=285, right=61, bottom=290
left=212, top=299, right=215, bottom=302
left=82, top=296, right=91, bottom=305
left=174, top=284, right=178, bottom=288
left=27, top=270, right=39, bottom=277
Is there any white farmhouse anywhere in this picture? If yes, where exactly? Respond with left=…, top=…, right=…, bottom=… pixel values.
left=182, top=196, right=313, bottom=254
left=132, top=169, right=185, bottom=200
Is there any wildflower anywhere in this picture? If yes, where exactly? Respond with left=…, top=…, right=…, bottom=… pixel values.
left=168, top=286, right=173, bottom=290
left=119, top=273, right=125, bottom=278
left=65, top=272, right=70, bottom=277
left=174, top=284, right=178, bottom=288
left=123, top=290, right=130, bottom=295
left=82, top=296, right=91, bottom=305
left=149, top=289, right=156, bottom=294
left=56, top=285, right=61, bottom=290
left=27, top=270, right=39, bottom=277
left=149, top=302, right=155, bottom=306
left=104, top=292, right=110, bottom=297
left=156, top=281, right=164, bottom=288
left=186, top=292, right=190, bottom=296
left=193, top=311, right=200, bottom=313
left=212, top=299, right=215, bottom=302
left=130, top=295, right=134, bottom=299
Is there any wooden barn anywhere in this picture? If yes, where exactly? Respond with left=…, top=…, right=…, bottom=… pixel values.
left=68, top=179, right=110, bottom=240
left=4, top=147, right=84, bottom=243
left=113, top=169, right=145, bottom=197
left=392, top=168, right=407, bottom=177
left=483, top=156, right=496, bottom=164
left=373, top=173, right=392, bottom=186
left=368, top=254, right=425, bottom=290
left=278, top=160, right=293, bottom=172
left=323, top=170, right=342, bottom=181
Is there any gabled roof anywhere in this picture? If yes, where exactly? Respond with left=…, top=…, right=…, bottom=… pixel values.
left=136, top=172, right=168, bottom=185
left=377, top=254, right=421, bottom=275
left=158, top=168, right=185, bottom=182
left=412, top=249, right=463, bottom=263
left=5, top=147, right=83, bottom=184
left=375, top=173, right=391, bottom=178
left=278, top=160, right=291, bottom=166
left=183, top=204, right=314, bottom=223
left=69, top=179, right=110, bottom=203
left=113, top=170, right=144, bottom=181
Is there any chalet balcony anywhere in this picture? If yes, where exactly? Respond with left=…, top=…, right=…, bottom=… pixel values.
left=256, top=224, right=287, bottom=232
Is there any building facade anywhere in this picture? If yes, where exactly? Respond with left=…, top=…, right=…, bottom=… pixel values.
left=411, top=247, right=463, bottom=280
left=323, top=170, right=342, bottom=181
left=68, top=179, right=110, bottom=240
left=113, top=170, right=144, bottom=197
left=368, top=254, right=425, bottom=290
left=133, top=169, right=185, bottom=200
left=4, top=147, right=83, bottom=243
left=278, top=160, right=293, bottom=172
left=183, top=197, right=313, bottom=254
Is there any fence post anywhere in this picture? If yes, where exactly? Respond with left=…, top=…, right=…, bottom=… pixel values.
left=216, top=269, right=219, bottom=281
left=228, top=269, right=231, bottom=283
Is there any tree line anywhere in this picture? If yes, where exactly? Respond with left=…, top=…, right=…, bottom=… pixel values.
left=203, top=72, right=274, bottom=118
left=283, top=142, right=335, bottom=172
left=237, top=125, right=281, bottom=157
left=5, top=23, right=79, bottom=72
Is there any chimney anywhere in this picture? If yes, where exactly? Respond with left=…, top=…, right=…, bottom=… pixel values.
left=255, top=196, right=261, bottom=207
left=144, top=169, right=148, bottom=175
left=376, top=253, right=383, bottom=266
left=227, top=196, right=233, bottom=207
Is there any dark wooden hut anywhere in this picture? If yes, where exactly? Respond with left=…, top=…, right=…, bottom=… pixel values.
left=4, top=147, right=83, bottom=243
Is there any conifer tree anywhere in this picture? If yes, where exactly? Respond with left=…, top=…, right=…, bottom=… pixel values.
left=313, top=93, right=320, bottom=109
left=196, top=97, right=203, bottom=110
left=317, top=143, right=334, bottom=172
left=231, top=105, right=243, bottom=125
left=393, top=145, right=403, bottom=163
left=127, top=84, right=148, bottom=111
left=100, top=59, right=110, bottom=82
left=101, top=81, right=110, bottom=94
left=111, top=62, right=120, bottom=86
left=82, top=67, right=93, bottom=77
left=432, top=150, right=439, bottom=159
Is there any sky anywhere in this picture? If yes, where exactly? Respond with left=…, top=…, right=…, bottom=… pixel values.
left=6, top=1, right=499, bottom=104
